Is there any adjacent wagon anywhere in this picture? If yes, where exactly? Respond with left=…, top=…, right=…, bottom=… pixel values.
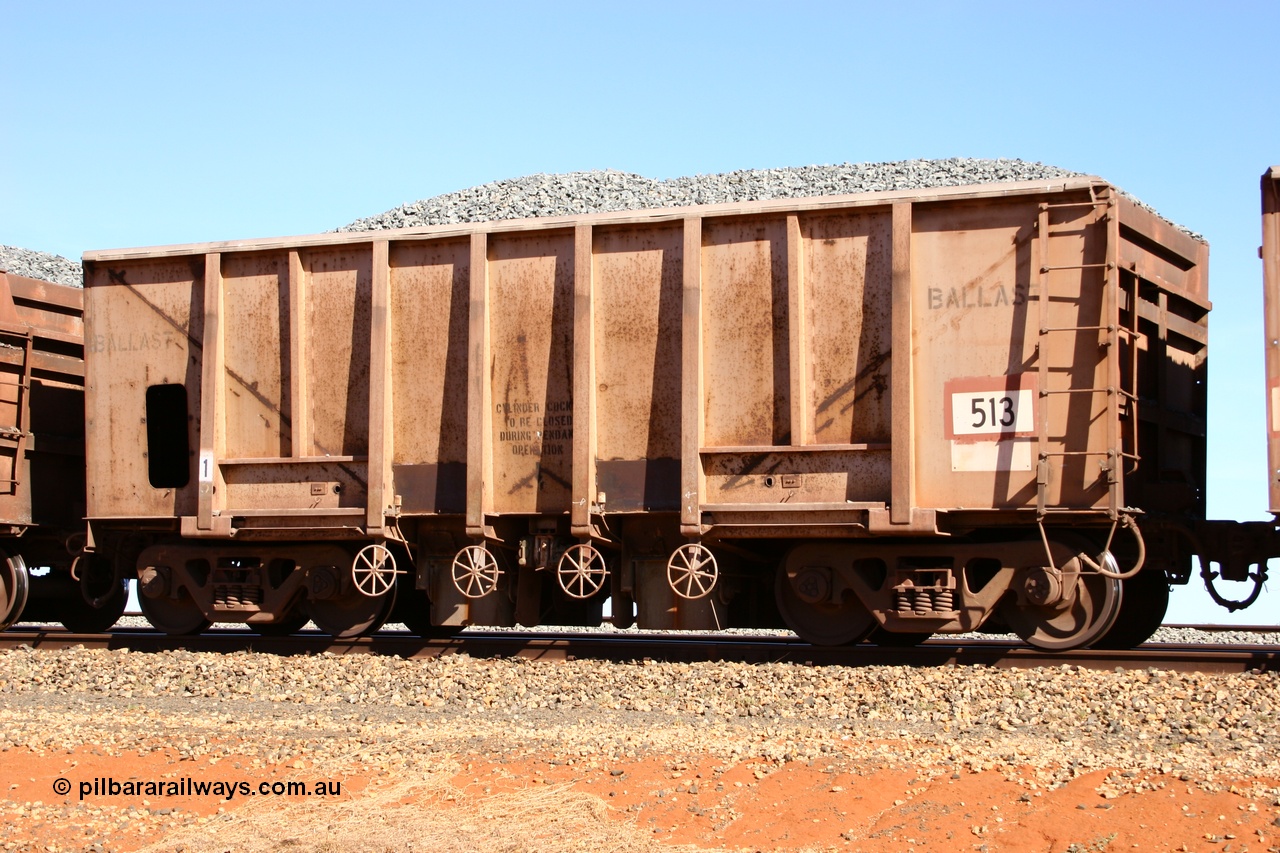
left=0, top=269, right=123, bottom=631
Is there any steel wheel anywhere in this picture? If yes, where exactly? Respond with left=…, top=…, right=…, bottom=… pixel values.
left=0, top=550, right=29, bottom=631
left=775, top=565, right=876, bottom=646
left=999, top=567, right=1122, bottom=651
left=138, top=584, right=211, bottom=636
left=1090, top=569, right=1169, bottom=650
left=556, top=544, right=608, bottom=599
left=308, top=585, right=396, bottom=639
left=667, top=544, right=718, bottom=600
left=452, top=545, right=501, bottom=599
left=60, top=554, right=128, bottom=633
left=352, top=544, right=397, bottom=598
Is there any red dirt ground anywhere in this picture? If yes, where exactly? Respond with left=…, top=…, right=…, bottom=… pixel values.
left=2, top=743, right=1279, bottom=852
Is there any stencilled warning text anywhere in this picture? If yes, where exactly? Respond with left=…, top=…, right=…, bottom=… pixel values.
left=496, top=400, right=573, bottom=456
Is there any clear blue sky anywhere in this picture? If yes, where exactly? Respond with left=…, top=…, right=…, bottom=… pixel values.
left=3, top=0, right=1277, bottom=625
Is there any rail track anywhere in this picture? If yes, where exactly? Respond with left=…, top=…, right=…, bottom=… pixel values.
left=1, top=627, right=1276, bottom=674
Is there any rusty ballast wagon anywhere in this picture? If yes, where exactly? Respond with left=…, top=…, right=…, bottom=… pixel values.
left=0, top=270, right=123, bottom=632
left=82, top=176, right=1214, bottom=647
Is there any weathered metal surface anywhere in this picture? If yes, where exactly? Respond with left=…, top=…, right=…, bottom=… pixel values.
left=389, top=240, right=470, bottom=513
left=0, top=271, right=85, bottom=530
left=84, top=257, right=203, bottom=519
left=84, top=178, right=1208, bottom=529
left=1264, top=167, right=1280, bottom=514
left=487, top=229, right=575, bottom=515
left=81, top=177, right=1215, bottom=635
left=590, top=223, right=683, bottom=513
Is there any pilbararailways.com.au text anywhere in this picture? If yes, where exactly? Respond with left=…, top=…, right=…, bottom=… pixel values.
left=54, top=776, right=342, bottom=801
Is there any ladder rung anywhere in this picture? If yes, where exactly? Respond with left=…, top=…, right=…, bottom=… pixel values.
left=1039, top=324, right=1118, bottom=334
left=1039, top=387, right=1134, bottom=399
left=1040, top=388, right=1112, bottom=396
left=1038, top=507, right=1103, bottom=515
left=1038, top=326, right=1138, bottom=339
left=1040, top=263, right=1110, bottom=272
left=1039, top=450, right=1114, bottom=458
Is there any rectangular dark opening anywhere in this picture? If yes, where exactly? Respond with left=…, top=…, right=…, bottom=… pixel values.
left=146, top=384, right=190, bottom=488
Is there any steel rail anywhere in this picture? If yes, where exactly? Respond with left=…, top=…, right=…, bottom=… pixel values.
left=1, top=628, right=1276, bottom=673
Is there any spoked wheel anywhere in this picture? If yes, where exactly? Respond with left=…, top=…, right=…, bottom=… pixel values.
left=556, top=544, right=608, bottom=599
left=667, top=544, right=718, bottom=600
left=138, top=585, right=211, bottom=636
left=308, top=586, right=396, bottom=639
left=351, top=544, right=398, bottom=598
left=999, top=560, right=1122, bottom=651
left=60, top=554, right=128, bottom=633
left=452, top=545, right=501, bottom=599
left=775, top=565, right=876, bottom=646
left=0, top=549, right=30, bottom=631
left=251, top=605, right=311, bottom=636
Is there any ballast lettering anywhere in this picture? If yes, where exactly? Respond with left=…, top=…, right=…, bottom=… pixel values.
left=927, top=283, right=1026, bottom=310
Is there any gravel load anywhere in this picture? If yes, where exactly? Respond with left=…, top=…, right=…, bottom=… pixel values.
left=338, top=158, right=1087, bottom=232
left=2, top=158, right=1194, bottom=290
left=0, top=244, right=83, bottom=288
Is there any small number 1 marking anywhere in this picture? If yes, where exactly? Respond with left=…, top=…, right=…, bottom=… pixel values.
left=199, top=453, right=213, bottom=483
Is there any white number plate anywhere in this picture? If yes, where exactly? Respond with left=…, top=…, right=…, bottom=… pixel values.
left=945, top=375, right=1036, bottom=439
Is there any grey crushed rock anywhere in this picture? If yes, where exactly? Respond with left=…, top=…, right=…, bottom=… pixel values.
left=338, top=158, right=1199, bottom=240
left=3, top=157, right=1198, bottom=291
left=1153, top=626, right=1280, bottom=647
left=1, top=646, right=1278, bottom=794
left=0, top=244, right=82, bottom=288
left=338, top=158, right=1086, bottom=232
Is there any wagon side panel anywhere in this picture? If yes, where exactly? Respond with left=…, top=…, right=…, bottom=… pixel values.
left=221, top=251, right=291, bottom=461
left=591, top=223, right=683, bottom=512
left=910, top=195, right=1113, bottom=512
left=487, top=230, right=575, bottom=516
left=389, top=239, right=470, bottom=515
left=84, top=258, right=203, bottom=521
